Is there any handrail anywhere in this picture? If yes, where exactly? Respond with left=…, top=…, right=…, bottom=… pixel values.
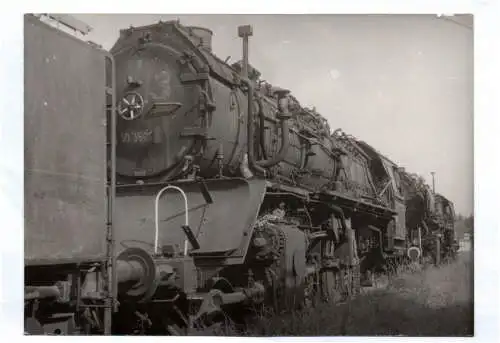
left=154, top=185, right=189, bottom=256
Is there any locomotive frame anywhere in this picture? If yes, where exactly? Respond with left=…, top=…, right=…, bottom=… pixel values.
left=23, top=14, right=458, bottom=335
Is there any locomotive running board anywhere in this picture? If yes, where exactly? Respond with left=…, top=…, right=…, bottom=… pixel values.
left=265, top=180, right=395, bottom=218
left=314, top=190, right=396, bottom=218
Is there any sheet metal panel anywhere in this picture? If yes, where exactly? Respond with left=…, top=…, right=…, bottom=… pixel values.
left=24, top=15, right=110, bottom=265
left=114, top=179, right=267, bottom=260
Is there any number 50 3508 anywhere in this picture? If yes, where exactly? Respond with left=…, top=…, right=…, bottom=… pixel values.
left=121, top=129, right=153, bottom=143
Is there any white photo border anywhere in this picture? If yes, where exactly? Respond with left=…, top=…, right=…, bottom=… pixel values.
left=1, top=1, right=497, bottom=342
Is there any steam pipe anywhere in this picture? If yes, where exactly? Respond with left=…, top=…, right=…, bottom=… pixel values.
left=421, top=220, right=430, bottom=234
left=239, top=152, right=254, bottom=179
left=257, top=98, right=268, bottom=160
left=255, top=95, right=291, bottom=168
left=237, top=25, right=269, bottom=176
left=237, top=24, right=291, bottom=174
left=241, top=77, right=267, bottom=176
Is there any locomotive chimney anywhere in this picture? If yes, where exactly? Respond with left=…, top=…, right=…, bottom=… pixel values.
left=238, top=25, right=253, bottom=78
left=187, top=26, right=213, bottom=52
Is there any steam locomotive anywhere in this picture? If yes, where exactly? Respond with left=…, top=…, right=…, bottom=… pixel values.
left=24, top=14, right=458, bottom=335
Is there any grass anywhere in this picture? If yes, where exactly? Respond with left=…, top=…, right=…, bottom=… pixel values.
left=238, top=251, right=474, bottom=336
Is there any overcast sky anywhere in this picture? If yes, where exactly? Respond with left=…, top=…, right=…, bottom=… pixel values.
left=75, top=14, right=473, bottom=215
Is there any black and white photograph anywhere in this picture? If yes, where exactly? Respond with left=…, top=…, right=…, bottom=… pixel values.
left=1, top=2, right=497, bottom=340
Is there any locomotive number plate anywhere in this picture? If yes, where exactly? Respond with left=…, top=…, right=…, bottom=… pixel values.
left=120, top=129, right=153, bottom=144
